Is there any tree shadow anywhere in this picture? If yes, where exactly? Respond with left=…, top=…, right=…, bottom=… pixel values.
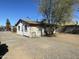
left=0, top=43, right=8, bottom=59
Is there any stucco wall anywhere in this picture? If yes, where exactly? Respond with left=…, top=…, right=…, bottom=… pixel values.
left=17, top=22, right=23, bottom=35
left=16, top=22, right=43, bottom=37
left=28, top=26, right=41, bottom=37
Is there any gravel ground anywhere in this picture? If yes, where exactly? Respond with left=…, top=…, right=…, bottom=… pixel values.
left=0, top=32, right=79, bottom=59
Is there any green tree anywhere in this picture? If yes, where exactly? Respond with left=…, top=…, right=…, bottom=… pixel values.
left=6, top=19, right=11, bottom=31
left=39, top=0, right=79, bottom=36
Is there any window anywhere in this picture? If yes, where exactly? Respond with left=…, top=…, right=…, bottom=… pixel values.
left=18, top=26, right=20, bottom=31
left=25, top=25, right=27, bottom=31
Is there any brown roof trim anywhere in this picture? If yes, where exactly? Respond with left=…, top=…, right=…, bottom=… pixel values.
left=15, top=19, right=22, bottom=26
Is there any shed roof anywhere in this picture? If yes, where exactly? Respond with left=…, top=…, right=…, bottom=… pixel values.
left=15, top=19, right=40, bottom=26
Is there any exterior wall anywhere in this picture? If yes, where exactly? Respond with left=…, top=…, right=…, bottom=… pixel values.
left=28, top=26, right=41, bottom=37
left=17, top=22, right=30, bottom=36
left=22, top=25, right=30, bottom=37
left=16, top=22, right=43, bottom=37
left=17, top=22, right=23, bottom=35
left=41, top=27, right=45, bottom=36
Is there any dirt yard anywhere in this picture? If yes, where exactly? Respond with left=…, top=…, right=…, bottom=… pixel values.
left=0, top=32, right=79, bottom=59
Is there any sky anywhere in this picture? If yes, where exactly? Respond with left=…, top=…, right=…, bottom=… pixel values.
left=0, top=0, right=79, bottom=26
left=73, top=4, right=79, bottom=22
left=0, top=0, right=42, bottom=26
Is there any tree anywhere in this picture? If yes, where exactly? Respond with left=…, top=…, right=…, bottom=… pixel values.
left=13, top=26, right=17, bottom=32
left=6, top=19, right=11, bottom=31
left=39, top=0, right=79, bottom=36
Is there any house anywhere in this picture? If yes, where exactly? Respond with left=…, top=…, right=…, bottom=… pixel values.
left=60, top=25, right=79, bottom=34
left=15, top=19, right=45, bottom=37
left=0, top=26, right=6, bottom=31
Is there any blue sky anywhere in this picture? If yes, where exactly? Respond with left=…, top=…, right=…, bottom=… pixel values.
left=73, top=4, right=79, bottom=22
left=0, top=0, right=42, bottom=26
left=0, top=0, right=79, bottom=26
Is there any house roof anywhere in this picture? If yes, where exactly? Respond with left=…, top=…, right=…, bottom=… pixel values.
left=23, top=20, right=40, bottom=24
left=15, top=19, right=40, bottom=26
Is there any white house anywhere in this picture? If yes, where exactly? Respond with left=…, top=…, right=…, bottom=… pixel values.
left=15, top=19, right=45, bottom=37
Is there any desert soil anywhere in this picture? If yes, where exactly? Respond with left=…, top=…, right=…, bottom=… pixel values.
left=0, top=32, right=79, bottom=59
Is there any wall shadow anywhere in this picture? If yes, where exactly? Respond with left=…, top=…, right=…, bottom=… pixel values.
left=0, top=43, right=8, bottom=59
